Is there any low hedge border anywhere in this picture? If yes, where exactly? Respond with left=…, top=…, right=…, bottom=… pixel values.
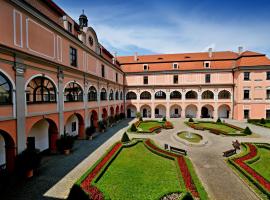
left=227, top=143, right=270, bottom=199
left=248, top=119, right=270, bottom=129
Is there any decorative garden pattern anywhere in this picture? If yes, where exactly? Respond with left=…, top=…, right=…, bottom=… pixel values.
left=228, top=143, right=270, bottom=199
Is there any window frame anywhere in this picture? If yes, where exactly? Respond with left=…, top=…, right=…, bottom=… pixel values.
left=143, top=64, right=149, bottom=71
left=267, top=72, right=270, bottom=80
left=205, top=74, right=211, bottom=83
left=69, top=46, right=77, bottom=67
left=244, top=72, right=250, bottom=81
left=101, top=65, right=105, bottom=78
left=204, top=61, right=211, bottom=68
left=243, top=89, right=250, bottom=100
left=0, top=72, right=13, bottom=105
left=143, top=76, right=148, bottom=85
left=173, top=75, right=178, bottom=84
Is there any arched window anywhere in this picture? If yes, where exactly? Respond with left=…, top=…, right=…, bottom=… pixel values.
left=100, top=88, right=107, bottom=101
left=88, top=86, right=97, bottom=101
left=218, top=90, right=231, bottom=99
left=202, top=90, right=214, bottom=99
left=170, top=91, right=181, bottom=99
left=120, top=91, right=123, bottom=100
left=109, top=89, right=114, bottom=100
left=64, top=82, right=83, bottom=102
left=126, top=91, right=137, bottom=100
left=185, top=91, right=198, bottom=99
left=115, top=91, right=119, bottom=100
left=26, top=76, right=56, bottom=103
left=140, top=91, right=151, bottom=99
left=155, top=91, right=166, bottom=99
left=0, top=72, right=12, bottom=105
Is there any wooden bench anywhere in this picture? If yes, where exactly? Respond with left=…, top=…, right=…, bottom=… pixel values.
left=170, top=146, right=187, bottom=156
left=223, top=149, right=236, bottom=157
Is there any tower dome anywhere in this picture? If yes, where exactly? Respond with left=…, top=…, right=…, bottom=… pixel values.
left=79, top=10, right=88, bottom=28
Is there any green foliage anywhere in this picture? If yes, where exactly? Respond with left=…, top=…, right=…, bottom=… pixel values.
left=139, top=116, right=143, bottom=121
left=188, top=118, right=194, bottom=122
left=162, top=116, right=167, bottom=122
left=243, top=126, right=252, bottom=135
left=56, top=133, right=75, bottom=152
left=121, top=132, right=130, bottom=143
left=98, top=120, right=105, bottom=131
left=260, top=118, right=266, bottom=124
left=216, top=118, right=222, bottom=123
left=85, top=126, right=96, bottom=136
left=136, top=112, right=141, bottom=118
left=130, top=123, right=137, bottom=132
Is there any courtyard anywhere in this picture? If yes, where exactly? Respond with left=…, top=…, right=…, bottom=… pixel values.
left=1, top=117, right=270, bottom=200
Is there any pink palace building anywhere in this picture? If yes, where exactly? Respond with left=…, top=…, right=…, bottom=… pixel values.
left=0, top=0, right=270, bottom=173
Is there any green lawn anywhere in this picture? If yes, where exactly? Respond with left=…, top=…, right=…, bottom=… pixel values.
left=196, top=122, right=238, bottom=134
left=178, top=131, right=202, bottom=143
left=137, top=121, right=164, bottom=131
left=95, top=143, right=181, bottom=200
left=249, top=147, right=270, bottom=182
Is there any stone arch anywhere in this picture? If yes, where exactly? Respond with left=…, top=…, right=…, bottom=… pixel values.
left=126, top=91, right=137, bottom=100
left=155, top=104, right=166, bottom=118
left=170, top=104, right=182, bottom=118
left=201, top=104, right=214, bottom=118
left=64, top=81, right=84, bottom=102
left=126, top=104, right=137, bottom=118
left=0, top=71, right=14, bottom=105
left=100, top=88, right=107, bottom=101
left=218, top=104, right=231, bottom=118
left=28, top=118, right=59, bottom=153
left=65, top=113, right=85, bottom=139
left=90, top=110, right=98, bottom=128
left=140, top=91, right=151, bottom=100
left=202, top=90, right=214, bottom=99
left=110, top=106, right=114, bottom=116
left=109, top=89, right=114, bottom=101
left=140, top=104, right=151, bottom=118
left=185, top=90, right=198, bottom=99
left=170, top=91, right=182, bottom=100
left=88, top=86, right=97, bottom=101
left=218, top=90, right=231, bottom=99
left=0, top=130, right=15, bottom=173
left=102, top=108, right=108, bottom=120
left=155, top=91, right=166, bottom=99
left=116, top=105, right=120, bottom=115
left=120, top=105, right=124, bottom=113
left=185, top=104, right=198, bottom=118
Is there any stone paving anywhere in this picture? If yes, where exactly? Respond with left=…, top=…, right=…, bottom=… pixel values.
left=1, top=118, right=270, bottom=200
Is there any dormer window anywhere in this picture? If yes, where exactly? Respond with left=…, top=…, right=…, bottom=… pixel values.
left=143, top=64, right=149, bottom=71
left=204, top=61, right=211, bottom=68
left=173, top=63, right=179, bottom=69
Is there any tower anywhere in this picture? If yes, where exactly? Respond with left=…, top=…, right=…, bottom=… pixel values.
left=79, top=10, right=88, bottom=28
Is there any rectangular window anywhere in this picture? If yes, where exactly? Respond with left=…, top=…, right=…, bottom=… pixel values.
left=205, top=74, right=211, bottom=83
left=173, top=63, right=179, bottom=69
left=101, top=65, right=105, bottom=78
left=69, top=47, right=77, bottom=67
left=143, top=76, right=148, bottom=85
left=244, top=72, right=250, bottom=81
left=244, top=90, right=250, bottom=99
left=175, top=108, right=179, bottom=115
left=116, top=73, right=118, bottom=83
left=71, top=122, right=76, bottom=132
left=204, top=61, right=210, bottom=68
left=266, top=110, right=270, bottom=119
left=267, top=89, right=270, bottom=99
left=267, top=72, right=270, bottom=80
left=173, top=75, right=178, bottom=84
left=143, top=64, right=148, bottom=71
left=68, top=22, right=72, bottom=33
left=244, top=109, right=250, bottom=119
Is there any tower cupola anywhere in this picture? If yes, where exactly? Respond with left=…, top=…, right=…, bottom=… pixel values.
left=79, top=10, right=88, bottom=28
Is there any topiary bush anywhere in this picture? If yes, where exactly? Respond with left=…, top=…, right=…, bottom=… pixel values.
left=162, top=116, right=167, bottom=122
left=260, top=118, right=266, bottom=124
left=121, top=132, right=130, bottom=143
left=216, top=118, right=222, bottom=123
left=188, top=118, right=194, bottom=122
left=130, top=123, right=137, bottom=132
left=243, top=126, right=252, bottom=135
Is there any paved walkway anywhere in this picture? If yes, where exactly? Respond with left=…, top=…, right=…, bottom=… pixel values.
left=2, top=118, right=269, bottom=200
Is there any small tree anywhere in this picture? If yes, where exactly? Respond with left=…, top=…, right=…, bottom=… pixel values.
left=188, top=118, right=194, bottom=122
left=136, top=112, right=141, bottom=119
left=260, top=118, right=266, bottom=124
left=121, top=132, right=130, bottom=143
left=162, top=116, right=167, bottom=122
left=130, top=123, right=137, bottom=132
left=216, top=118, right=222, bottom=124
left=243, top=126, right=252, bottom=135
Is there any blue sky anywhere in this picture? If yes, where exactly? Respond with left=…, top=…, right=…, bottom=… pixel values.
left=54, top=0, right=270, bottom=56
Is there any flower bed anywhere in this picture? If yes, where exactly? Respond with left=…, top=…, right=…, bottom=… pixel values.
left=163, top=121, right=174, bottom=129
left=130, top=120, right=173, bottom=133
left=228, top=143, right=270, bottom=199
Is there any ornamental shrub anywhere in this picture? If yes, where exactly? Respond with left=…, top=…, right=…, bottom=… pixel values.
left=162, top=116, right=167, bottom=122
left=56, top=133, right=75, bottom=152
left=139, top=116, right=143, bottom=121
left=260, top=118, right=266, bottom=124
left=86, top=126, right=96, bottom=137
left=130, top=123, right=137, bottom=132
left=121, top=132, right=130, bottom=143
left=188, top=118, right=194, bottom=122
left=136, top=112, right=141, bottom=119
left=216, top=118, right=222, bottom=123
left=243, top=126, right=252, bottom=135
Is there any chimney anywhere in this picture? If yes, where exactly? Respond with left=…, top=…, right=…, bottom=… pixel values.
left=208, top=48, right=213, bottom=58
left=238, top=46, right=243, bottom=54
left=134, top=52, right=138, bottom=61
left=113, top=52, right=117, bottom=64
